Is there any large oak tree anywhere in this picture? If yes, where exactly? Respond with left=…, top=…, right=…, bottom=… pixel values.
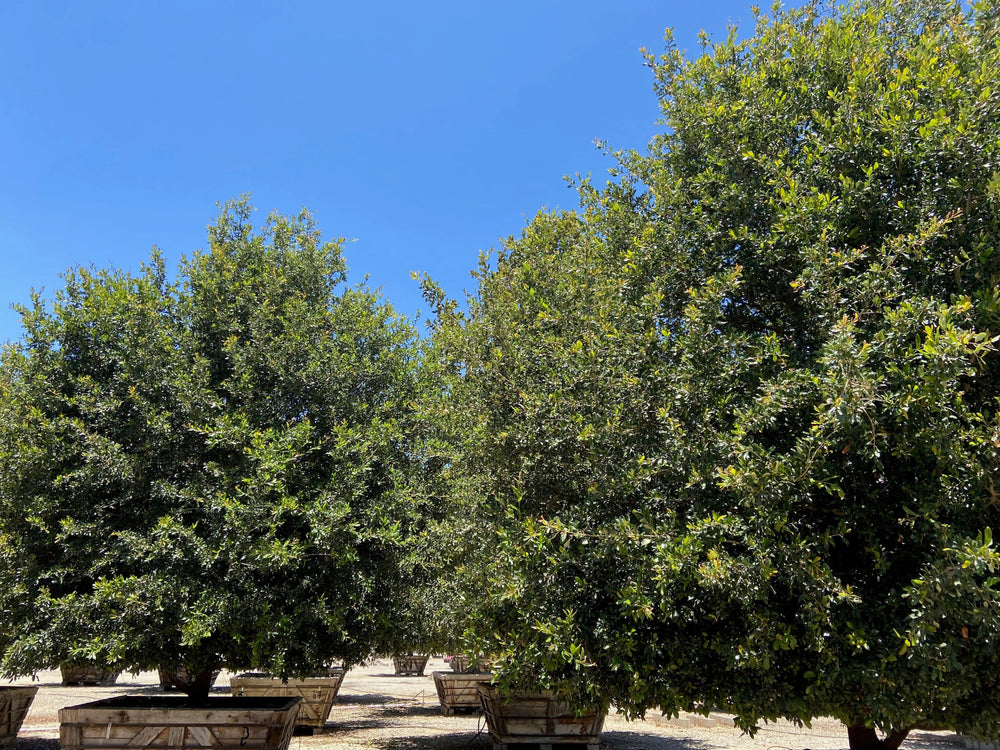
left=0, top=199, right=426, bottom=700
left=431, top=2, right=1000, bottom=748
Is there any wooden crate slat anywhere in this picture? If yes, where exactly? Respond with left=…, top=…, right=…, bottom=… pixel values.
left=60, top=696, right=300, bottom=750
left=166, top=727, right=185, bottom=747
left=185, top=726, right=221, bottom=748
left=128, top=726, right=167, bottom=746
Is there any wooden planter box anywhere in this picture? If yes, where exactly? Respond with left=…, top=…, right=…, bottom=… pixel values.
left=60, top=665, right=120, bottom=686
left=158, top=668, right=221, bottom=692
left=477, top=686, right=606, bottom=750
left=432, top=671, right=493, bottom=716
left=451, top=655, right=494, bottom=673
left=392, top=655, right=429, bottom=676
left=0, top=686, right=38, bottom=749
left=59, top=695, right=300, bottom=750
left=961, top=736, right=1000, bottom=750
left=229, top=671, right=345, bottom=731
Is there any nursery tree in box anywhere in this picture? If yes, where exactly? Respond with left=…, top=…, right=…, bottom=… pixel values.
left=431, top=1, right=1000, bottom=748
left=0, top=198, right=427, bottom=700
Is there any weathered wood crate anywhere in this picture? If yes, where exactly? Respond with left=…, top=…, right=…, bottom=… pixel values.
left=477, top=686, right=606, bottom=750
left=432, top=671, right=493, bottom=716
left=451, top=655, right=493, bottom=673
left=59, top=695, right=301, bottom=750
left=158, top=668, right=221, bottom=692
left=392, top=655, right=429, bottom=676
left=450, top=655, right=471, bottom=673
left=0, top=686, right=38, bottom=749
left=60, top=665, right=120, bottom=686
left=961, top=735, right=1000, bottom=750
left=229, top=671, right=345, bottom=730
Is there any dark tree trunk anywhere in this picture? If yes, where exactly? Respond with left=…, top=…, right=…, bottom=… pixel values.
left=847, top=723, right=910, bottom=750
left=180, top=669, right=216, bottom=703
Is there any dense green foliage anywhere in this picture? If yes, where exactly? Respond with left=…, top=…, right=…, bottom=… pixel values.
left=432, top=1, right=1000, bottom=746
left=0, top=199, right=426, bottom=696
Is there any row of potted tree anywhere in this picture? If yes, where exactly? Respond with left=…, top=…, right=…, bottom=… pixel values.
left=4, top=2, right=1000, bottom=750
left=0, top=659, right=601, bottom=750
left=0, top=197, right=591, bottom=750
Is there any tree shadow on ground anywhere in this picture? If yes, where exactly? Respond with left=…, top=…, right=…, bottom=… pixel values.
left=320, top=717, right=394, bottom=733
left=904, top=730, right=965, bottom=749
left=601, top=730, right=715, bottom=750
left=340, top=693, right=421, bottom=706
left=366, top=729, right=713, bottom=750
left=364, top=731, right=490, bottom=750
left=322, top=701, right=465, bottom=733
left=13, top=739, right=60, bottom=750
left=377, top=703, right=452, bottom=717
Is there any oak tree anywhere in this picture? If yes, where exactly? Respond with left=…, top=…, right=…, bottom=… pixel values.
left=0, top=199, right=425, bottom=700
left=433, top=2, right=1000, bottom=748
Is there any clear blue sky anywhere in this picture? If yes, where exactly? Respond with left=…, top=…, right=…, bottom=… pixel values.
left=1, top=1, right=763, bottom=344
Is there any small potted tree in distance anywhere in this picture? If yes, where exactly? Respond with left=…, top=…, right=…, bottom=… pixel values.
left=403, top=343, right=499, bottom=716
left=0, top=200, right=428, bottom=750
left=387, top=597, right=435, bottom=676
left=385, top=453, right=461, bottom=680
left=433, top=637, right=495, bottom=716
left=59, top=662, right=120, bottom=687
left=158, top=665, right=221, bottom=692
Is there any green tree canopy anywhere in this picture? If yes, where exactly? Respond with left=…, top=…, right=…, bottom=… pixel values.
left=431, top=1, right=1000, bottom=748
left=0, top=199, right=426, bottom=699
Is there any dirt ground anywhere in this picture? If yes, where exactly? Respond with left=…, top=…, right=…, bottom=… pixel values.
left=5, top=657, right=968, bottom=750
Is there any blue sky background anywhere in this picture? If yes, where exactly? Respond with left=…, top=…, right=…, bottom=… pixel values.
left=1, top=1, right=765, bottom=344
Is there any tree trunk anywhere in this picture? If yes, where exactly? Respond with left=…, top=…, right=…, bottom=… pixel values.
left=847, top=723, right=910, bottom=750
left=180, top=669, right=216, bottom=703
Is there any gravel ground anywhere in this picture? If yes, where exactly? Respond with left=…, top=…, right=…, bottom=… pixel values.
left=5, top=658, right=968, bottom=750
